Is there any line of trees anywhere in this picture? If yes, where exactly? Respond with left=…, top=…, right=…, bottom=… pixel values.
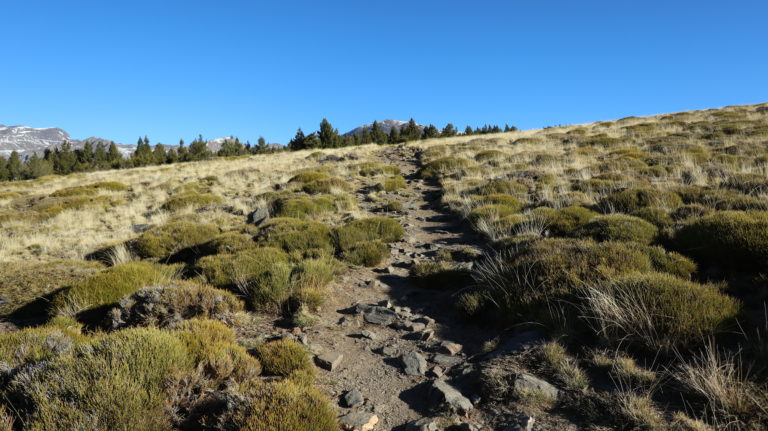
left=288, top=118, right=516, bottom=150
left=0, top=135, right=280, bottom=182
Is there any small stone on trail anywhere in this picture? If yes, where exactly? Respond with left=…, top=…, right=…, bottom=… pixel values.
left=361, top=330, right=377, bottom=340
left=432, top=354, right=463, bottom=367
left=315, top=352, right=343, bottom=371
left=439, top=341, right=463, bottom=356
left=364, top=306, right=398, bottom=326
left=406, top=418, right=440, bottom=431
left=419, top=329, right=435, bottom=341
left=381, top=345, right=398, bottom=356
left=340, top=411, right=378, bottom=431
left=377, top=299, right=392, bottom=308
left=428, top=379, right=473, bottom=415
left=400, top=351, right=428, bottom=376
left=429, top=365, right=444, bottom=378
left=513, top=373, right=559, bottom=400
left=385, top=266, right=397, bottom=274
left=343, top=389, right=364, bottom=408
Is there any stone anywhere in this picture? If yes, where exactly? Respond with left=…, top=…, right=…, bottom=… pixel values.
left=439, top=341, right=463, bottom=356
left=432, top=354, right=463, bottom=367
left=340, top=412, right=378, bottom=431
left=315, top=353, right=343, bottom=371
left=361, top=330, right=377, bottom=340
left=428, top=379, right=473, bottom=414
left=354, top=303, right=373, bottom=314
left=385, top=266, right=397, bottom=274
left=377, top=299, right=393, bottom=308
left=413, top=316, right=435, bottom=327
left=419, top=329, right=435, bottom=341
left=429, top=366, right=444, bottom=378
left=514, top=373, right=559, bottom=400
left=400, top=351, right=428, bottom=376
left=343, top=389, right=364, bottom=408
left=364, top=306, right=398, bottom=326
left=339, top=316, right=355, bottom=327
left=406, top=417, right=440, bottom=431
left=503, top=415, right=535, bottom=431
left=381, top=345, right=398, bottom=356
left=247, top=207, right=270, bottom=226
left=365, top=280, right=382, bottom=288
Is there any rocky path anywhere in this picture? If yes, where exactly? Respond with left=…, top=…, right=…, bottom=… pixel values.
left=300, top=146, right=493, bottom=430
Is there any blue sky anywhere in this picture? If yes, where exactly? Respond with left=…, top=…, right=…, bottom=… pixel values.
left=1, top=1, right=767, bottom=145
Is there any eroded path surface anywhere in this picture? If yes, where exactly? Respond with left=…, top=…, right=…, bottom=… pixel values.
left=300, top=146, right=492, bottom=430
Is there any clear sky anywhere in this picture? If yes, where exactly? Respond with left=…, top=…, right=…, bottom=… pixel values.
left=1, top=1, right=767, bottom=145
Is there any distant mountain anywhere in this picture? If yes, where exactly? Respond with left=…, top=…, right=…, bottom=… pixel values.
left=343, top=119, right=424, bottom=136
left=0, top=125, right=134, bottom=158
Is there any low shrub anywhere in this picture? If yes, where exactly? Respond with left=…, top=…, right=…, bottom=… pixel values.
left=468, top=203, right=521, bottom=224
left=631, top=206, right=673, bottom=228
left=161, top=191, right=223, bottom=211
left=333, top=217, right=404, bottom=251
left=600, top=187, right=682, bottom=213
left=272, top=196, right=336, bottom=219
left=301, top=177, right=351, bottom=194
left=201, top=231, right=257, bottom=255
left=50, top=261, right=174, bottom=321
left=289, top=171, right=330, bottom=183
left=109, top=281, right=244, bottom=328
left=574, top=214, right=658, bottom=244
left=532, top=205, right=598, bottom=236
left=342, top=240, right=390, bottom=266
left=464, top=239, right=654, bottom=323
left=410, top=260, right=471, bottom=289
left=378, top=175, right=407, bottom=192
left=475, top=150, right=507, bottom=162
left=0, top=324, right=86, bottom=367
left=50, top=181, right=130, bottom=197
left=196, top=248, right=292, bottom=311
left=290, top=257, right=343, bottom=310
left=674, top=210, right=768, bottom=269
left=419, top=156, right=473, bottom=179
left=475, top=193, right=522, bottom=207
left=257, top=217, right=335, bottom=255
left=358, top=162, right=401, bottom=176
left=478, top=179, right=529, bottom=196
left=628, top=243, right=697, bottom=279
left=0, top=259, right=104, bottom=318
left=582, top=273, right=740, bottom=352
left=381, top=200, right=403, bottom=212
left=255, top=338, right=315, bottom=380
left=671, top=204, right=712, bottom=221
left=135, top=221, right=220, bottom=259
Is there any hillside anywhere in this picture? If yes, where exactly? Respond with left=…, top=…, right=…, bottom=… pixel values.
left=0, top=102, right=767, bottom=430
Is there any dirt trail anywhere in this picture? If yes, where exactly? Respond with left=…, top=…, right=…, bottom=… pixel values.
left=303, top=146, right=491, bottom=430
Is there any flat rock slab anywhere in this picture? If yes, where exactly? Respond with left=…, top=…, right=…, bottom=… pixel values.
left=315, top=352, right=344, bottom=371
left=432, top=354, right=463, bottom=367
left=439, top=341, right=463, bottom=356
left=428, top=379, right=473, bottom=414
left=344, top=389, right=364, bottom=408
left=514, top=373, right=559, bottom=400
left=406, top=417, right=440, bottom=431
left=340, top=412, right=379, bottom=431
left=364, top=306, right=398, bottom=326
left=400, top=351, right=427, bottom=376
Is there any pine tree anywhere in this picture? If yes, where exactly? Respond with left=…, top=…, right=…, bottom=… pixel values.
left=288, top=128, right=306, bottom=151
left=318, top=118, right=339, bottom=148
left=441, top=123, right=457, bottom=137
left=94, top=142, right=108, bottom=168
left=7, top=151, right=24, bottom=180
left=26, top=154, right=53, bottom=178
left=464, top=126, right=474, bottom=135
left=388, top=126, right=400, bottom=144
left=166, top=147, right=179, bottom=163
left=132, top=137, right=153, bottom=166
left=177, top=140, right=189, bottom=162
left=257, top=136, right=266, bottom=152
left=0, top=157, right=9, bottom=181
left=188, top=135, right=211, bottom=161
left=422, top=124, right=439, bottom=139
left=371, top=121, right=387, bottom=145
left=107, top=142, right=122, bottom=167
left=56, top=142, right=78, bottom=174
left=153, top=144, right=167, bottom=164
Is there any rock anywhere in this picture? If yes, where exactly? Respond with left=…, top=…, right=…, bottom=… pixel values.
left=385, top=266, right=397, bottom=274
left=413, top=316, right=435, bottom=327
left=377, top=299, right=393, bottom=308
left=343, top=389, right=364, bottom=408
left=361, top=330, right=377, bottom=340
left=315, top=353, right=343, bottom=371
left=428, top=379, right=473, bottom=414
left=432, top=354, right=463, bottom=367
left=503, top=415, right=535, bottom=431
left=488, top=330, right=544, bottom=358
left=381, top=346, right=398, bottom=356
left=364, top=306, right=398, bottom=326
left=340, top=412, right=378, bottom=431
left=247, top=207, right=270, bottom=226
left=429, top=366, right=444, bottom=378
left=406, top=417, right=440, bottom=431
left=514, top=373, right=559, bottom=400
left=354, top=303, right=373, bottom=314
left=456, top=424, right=479, bottom=431
left=365, top=280, right=382, bottom=288
left=439, top=341, right=463, bottom=356
left=400, top=351, right=428, bottom=376
left=419, top=329, right=435, bottom=341
left=407, top=322, right=427, bottom=332
left=339, top=316, right=356, bottom=327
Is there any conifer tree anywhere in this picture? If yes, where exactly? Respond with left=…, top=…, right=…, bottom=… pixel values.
left=422, top=124, right=439, bottom=139
left=318, top=118, right=339, bottom=148
left=370, top=121, right=387, bottom=145
left=26, top=154, right=53, bottom=178
left=153, top=144, right=167, bottom=164
left=7, top=151, right=24, bottom=180
left=188, top=135, right=211, bottom=161
left=441, top=123, right=457, bottom=137
left=388, top=126, right=400, bottom=144
left=464, top=126, right=474, bottom=135
left=107, top=142, right=122, bottom=167
left=288, top=128, right=306, bottom=151
left=0, top=157, right=9, bottom=181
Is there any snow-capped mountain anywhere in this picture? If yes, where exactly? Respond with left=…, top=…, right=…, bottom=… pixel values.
left=343, top=119, right=424, bottom=136
left=0, top=125, right=133, bottom=158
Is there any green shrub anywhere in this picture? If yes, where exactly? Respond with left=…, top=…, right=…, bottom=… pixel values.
left=196, top=248, right=292, bottom=310
left=468, top=203, right=521, bottom=224
left=255, top=339, right=315, bottom=379
left=342, top=241, right=390, bottom=266
left=110, top=281, right=244, bottom=328
left=631, top=206, right=673, bottom=228
left=479, top=179, right=528, bottom=196
left=381, top=200, right=403, bottom=212
left=301, top=177, right=351, bottom=194
left=257, top=217, right=335, bottom=255
left=379, top=175, right=407, bottom=192
left=465, top=239, right=654, bottom=323
left=202, top=231, right=257, bottom=255
left=136, top=221, right=220, bottom=259
left=289, top=171, right=330, bottom=183
left=475, top=150, right=507, bottom=162
left=574, top=214, right=658, bottom=244
left=674, top=210, right=768, bottom=269
left=0, top=260, right=104, bottom=318
left=532, top=205, right=598, bottom=236
left=358, top=162, right=401, bottom=176
left=272, top=196, right=336, bottom=218
left=671, top=204, right=712, bottom=221
left=0, top=324, right=86, bottom=367
left=476, top=193, right=522, bottom=207
left=410, top=260, right=469, bottom=289
left=600, top=187, right=682, bottom=213
left=161, top=191, right=223, bottom=211
left=30, top=194, right=118, bottom=218
left=290, top=257, right=343, bottom=310
left=584, top=273, right=740, bottom=352
left=333, top=217, right=404, bottom=251
left=628, top=244, right=697, bottom=279
left=50, top=262, right=173, bottom=320
left=50, top=181, right=130, bottom=197
left=419, top=157, right=473, bottom=179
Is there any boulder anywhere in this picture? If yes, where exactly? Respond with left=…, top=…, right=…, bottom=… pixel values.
left=364, top=306, right=398, bottom=326
left=247, top=207, right=270, bottom=226
left=428, top=379, right=473, bottom=414
left=315, top=352, right=343, bottom=371
left=343, top=389, right=364, bottom=408
left=340, top=412, right=378, bottom=431
left=439, top=341, right=463, bottom=356
left=400, top=351, right=427, bottom=376
left=514, top=373, right=559, bottom=400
